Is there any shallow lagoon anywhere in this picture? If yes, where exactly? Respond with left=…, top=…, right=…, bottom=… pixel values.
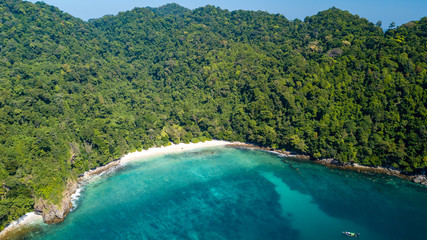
left=26, top=147, right=427, bottom=240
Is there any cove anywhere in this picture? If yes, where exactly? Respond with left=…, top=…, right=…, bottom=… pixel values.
left=23, top=147, right=427, bottom=240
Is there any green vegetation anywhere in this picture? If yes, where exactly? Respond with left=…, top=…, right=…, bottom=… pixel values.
left=0, top=0, right=426, bottom=230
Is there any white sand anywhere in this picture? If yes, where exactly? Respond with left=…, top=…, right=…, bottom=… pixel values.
left=0, top=212, right=43, bottom=239
left=120, top=140, right=231, bottom=164
left=1, top=140, right=232, bottom=238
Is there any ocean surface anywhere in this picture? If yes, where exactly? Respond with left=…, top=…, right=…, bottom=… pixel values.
left=23, top=147, right=427, bottom=240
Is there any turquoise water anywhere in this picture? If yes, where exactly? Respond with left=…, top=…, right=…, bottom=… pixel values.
left=26, top=147, right=427, bottom=240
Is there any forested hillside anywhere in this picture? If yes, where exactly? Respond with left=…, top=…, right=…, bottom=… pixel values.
left=0, top=0, right=426, bottom=229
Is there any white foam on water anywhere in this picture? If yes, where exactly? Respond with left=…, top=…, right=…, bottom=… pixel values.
left=70, top=186, right=83, bottom=211
left=0, top=212, right=43, bottom=238
left=2, top=140, right=234, bottom=238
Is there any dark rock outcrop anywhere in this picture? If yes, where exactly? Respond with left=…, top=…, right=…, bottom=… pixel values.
left=33, top=160, right=122, bottom=225
left=34, top=179, right=78, bottom=224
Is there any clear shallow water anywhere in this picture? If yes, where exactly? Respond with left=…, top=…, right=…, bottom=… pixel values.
left=25, top=147, right=427, bottom=240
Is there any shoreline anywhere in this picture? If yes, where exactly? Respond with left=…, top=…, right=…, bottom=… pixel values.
left=228, top=142, right=427, bottom=186
left=79, top=140, right=232, bottom=182
left=2, top=139, right=425, bottom=238
left=0, top=213, right=44, bottom=239
left=0, top=140, right=232, bottom=239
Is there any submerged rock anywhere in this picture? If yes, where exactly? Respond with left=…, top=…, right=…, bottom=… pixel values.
left=34, top=179, right=78, bottom=224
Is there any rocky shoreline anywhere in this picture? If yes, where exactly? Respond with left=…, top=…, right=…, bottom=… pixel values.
left=34, top=179, right=79, bottom=224
left=227, top=142, right=427, bottom=186
left=30, top=160, right=124, bottom=225
left=2, top=140, right=425, bottom=239
left=79, top=159, right=123, bottom=181
left=32, top=141, right=230, bottom=226
left=316, top=158, right=427, bottom=185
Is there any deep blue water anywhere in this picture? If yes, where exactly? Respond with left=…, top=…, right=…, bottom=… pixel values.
left=26, top=147, right=427, bottom=240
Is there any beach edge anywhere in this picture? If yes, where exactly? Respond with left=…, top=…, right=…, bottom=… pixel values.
left=0, top=140, right=232, bottom=239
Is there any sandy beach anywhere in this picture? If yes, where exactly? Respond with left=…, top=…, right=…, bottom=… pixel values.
left=79, top=140, right=232, bottom=181
left=1, top=140, right=232, bottom=239
left=2, top=139, right=426, bottom=239
left=0, top=212, right=43, bottom=239
left=120, top=140, right=231, bottom=164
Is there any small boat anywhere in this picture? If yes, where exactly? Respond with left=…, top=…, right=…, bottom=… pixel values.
left=342, top=231, right=360, bottom=237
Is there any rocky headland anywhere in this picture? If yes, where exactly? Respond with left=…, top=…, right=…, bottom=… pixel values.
left=34, top=179, right=78, bottom=224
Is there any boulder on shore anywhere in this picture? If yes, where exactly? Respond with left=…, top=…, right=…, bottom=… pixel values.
left=317, top=158, right=340, bottom=165
left=412, top=175, right=427, bottom=185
